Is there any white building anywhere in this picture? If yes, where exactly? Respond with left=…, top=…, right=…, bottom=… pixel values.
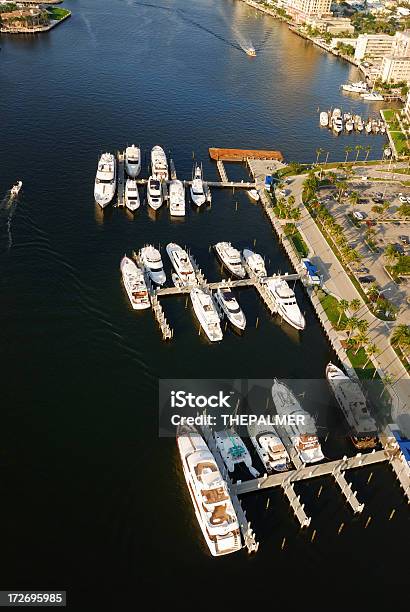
left=380, top=56, right=410, bottom=83
left=403, top=90, right=410, bottom=122
left=281, top=0, right=332, bottom=21
left=354, top=34, right=395, bottom=61
left=391, top=30, right=410, bottom=58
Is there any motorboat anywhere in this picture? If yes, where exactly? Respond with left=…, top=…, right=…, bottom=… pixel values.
left=264, top=277, right=305, bottom=330
left=245, top=47, right=256, bottom=57
left=326, top=363, right=378, bottom=449
left=247, top=189, right=260, bottom=201
left=242, top=248, right=267, bottom=278
left=120, top=256, right=150, bottom=310
left=214, top=242, right=246, bottom=279
left=190, top=164, right=206, bottom=206
left=177, top=425, right=242, bottom=556
left=365, top=120, right=373, bottom=133
left=319, top=111, right=329, bottom=127
left=125, top=145, right=141, bottom=178
left=139, top=245, right=166, bottom=285
left=362, top=91, right=384, bottom=101
left=94, top=152, right=116, bottom=208
left=190, top=287, right=223, bottom=342
left=125, top=179, right=140, bottom=211
left=166, top=243, right=197, bottom=286
left=342, top=81, right=368, bottom=94
left=271, top=379, right=324, bottom=464
left=151, top=145, right=169, bottom=180
left=214, top=288, right=246, bottom=331
left=146, top=176, right=163, bottom=210
left=345, top=119, right=354, bottom=132
left=247, top=421, right=290, bottom=473
left=10, top=180, right=22, bottom=196
left=331, top=108, right=342, bottom=119
left=384, top=146, right=392, bottom=158
left=332, top=116, right=343, bottom=133
left=214, top=429, right=259, bottom=477
left=169, top=179, right=185, bottom=217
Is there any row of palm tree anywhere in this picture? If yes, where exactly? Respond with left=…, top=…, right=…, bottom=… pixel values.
left=336, top=297, right=361, bottom=325
left=314, top=203, right=361, bottom=266
left=391, top=324, right=410, bottom=357
left=315, top=145, right=372, bottom=167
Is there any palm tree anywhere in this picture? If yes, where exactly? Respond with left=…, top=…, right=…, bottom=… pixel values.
left=337, top=299, right=350, bottom=325
left=344, top=145, right=353, bottom=163
left=353, top=330, right=369, bottom=355
left=364, top=343, right=380, bottom=368
left=354, top=144, right=363, bottom=162
left=384, top=243, right=400, bottom=264
left=391, top=324, right=410, bottom=355
left=335, top=180, right=348, bottom=203
left=380, top=373, right=395, bottom=399
left=364, top=145, right=371, bottom=162
left=315, top=147, right=324, bottom=165
left=350, top=298, right=361, bottom=313
left=345, top=316, right=359, bottom=338
left=292, top=207, right=301, bottom=222
left=357, top=319, right=369, bottom=334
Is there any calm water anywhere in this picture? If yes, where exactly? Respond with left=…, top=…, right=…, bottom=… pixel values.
left=0, top=0, right=407, bottom=608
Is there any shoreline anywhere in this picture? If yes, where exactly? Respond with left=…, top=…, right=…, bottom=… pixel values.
left=0, top=11, right=71, bottom=34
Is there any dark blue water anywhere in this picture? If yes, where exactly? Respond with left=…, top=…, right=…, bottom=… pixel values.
left=0, top=1, right=407, bottom=608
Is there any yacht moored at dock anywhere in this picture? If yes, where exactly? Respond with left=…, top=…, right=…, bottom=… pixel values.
left=342, top=81, right=368, bottom=94
left=125, top=145, right=141, bottom=178
left=190, top=287, right=223, bottom=342
left=125, top=179, right=140, bottom=211
left=151, top=145, right=168, bottom=181
left=190, top=163, right=206, bottom=206
left=120, top=256, right=150, bottom=310
left=94, top=152, right=116, bottom=208
left=242, top=248, right=267, bottom=278
left=139, top=245, right=166, bottom=286
left=169, top=179, right=185, bottom=216
left=214, top=429, right=259, bottom=477
left=214, top=242, right=246, bottom=279
left=271, top=379, right=324, bottom=464
left=166, top=243, right=197, bottom=286
left=247, top=421, right=290, bottom=473
left=146, top=176, right=163, bottom=210
left=326, top=363, right=378, bottom=449
left=264, top=277, right=305, bottom=330
left=319, top=111, right=329, bottom=127
left=247, top=189, right=259, bottom=202
left=177, top=425, right=242, bottom=556
left=214, top=288, right=246, bottom=331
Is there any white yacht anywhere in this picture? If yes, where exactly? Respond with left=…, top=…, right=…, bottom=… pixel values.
left=214, top=429, right=259, bottom=477
left=345, top=119, right=354, bottom=132
left=365, top=120, right=373, bottom=133
left=146, top=176, right=163, bottom=210
left=125, top=179, right=140, bottom=211
left=139, top=245, right=166, bottom=285
left=331, top=108, right=342, bottom=119
left=362, top=91, right=384, bottom=101
left=151, top=145, right=168, bottom=181
left=247, top=189, right=259, bottom=202
left=94, top=152, right=116, bottom=208
left=242, top=248, right=267, bottom=278
left=264, top=277, right=305, bottom=330
left=190, top=164, right=206, bottom=206
left=342, top=81, right=368, bottom=94
left=214, top=288, right=246, bottom=331
left=166, top=243, right=197, bottom=286
left=10, top=180, right=22, bottom=196
left=247, top=421, right=290, bottom=473
left=271, top=379, right=324, bottom=464
left=177, top=426, right=242, bottom=557
left=125, top=145, right=141, bottom=178
left=326, top=363, right=378, bottom=450
left=169, top=179, right=185, bottom=216
left=332, top=116, right=343, bottom=133
left=214, top=242, right=246, bottom=279
left=120, top=256, right=150, bottom=310
left=190, top=287, right=223, bottom=342
left=319, top=111, right=329, bottom=127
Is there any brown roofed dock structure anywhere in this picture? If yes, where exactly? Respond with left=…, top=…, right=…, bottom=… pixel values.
left=209, top=148, right=283, bottom=162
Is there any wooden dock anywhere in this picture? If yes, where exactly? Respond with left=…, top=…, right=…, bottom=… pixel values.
left=117, top=151, right=125, bottom=208
left=216, top=160, right=229, bottom=182
left=209, top=147, right=284, bottom=162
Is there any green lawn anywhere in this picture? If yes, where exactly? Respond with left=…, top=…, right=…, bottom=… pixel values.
left=318, top=292, right=348, bottom=329
left=289, top=231, right=309, bottom=258
left=47, top=7, right=71, bottom=20
left=346, top=347, right=379, bottom=379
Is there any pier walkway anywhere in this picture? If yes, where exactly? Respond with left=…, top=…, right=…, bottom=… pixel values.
left=117, top=151, right=125, bottom=208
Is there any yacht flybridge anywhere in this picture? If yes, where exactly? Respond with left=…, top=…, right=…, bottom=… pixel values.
left=271, top=379, right=324, bottom=464
left=125, top=179, right=140, bottom=211
left=326, top=363, right=378, bottom=449
left=214, top=288, right=246, bottom=331
left=139, top=245, right=166, bottom=286
left=190, top=163, right=206, bottom=206
left=125, top=145, right=141, bottom=178
left=147, top=176, right=163, bottom=210
left=177, top=426, right=242, bottom=556
left=94, top=152, right=116, bottom=208
left=242, top=248, right=267, bottom=278
left=166, top=243, right=197, bottom=286
left=151, top=145, right=168, bottom=181
left=264, top=277, right=305, bottom=330
left=247, top=421, right=290, bottom=473
left=214, top=242, right=246, bottom=279
left=120, top=256, right=150, bottom=310
left=214, top=429, right=259, bottom=477
left=169, top=179, right=185, bottom=216
left=190, top=287, right=223, bottom=342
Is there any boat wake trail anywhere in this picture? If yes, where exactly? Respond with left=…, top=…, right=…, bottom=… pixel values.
left=0, top=193, right=18, bottom=249
left=80, top=14, right=97, bottom=46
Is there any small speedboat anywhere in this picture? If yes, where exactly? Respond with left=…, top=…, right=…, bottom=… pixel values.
left=245, top=47, right=256, bottom=57
left=242, top=248, right=267, bottom=278
left=319, top=111, right=328, bottom=127
left=10, top=181, right=22, bottom=196
left=214, top=288, right=246, bottom=331
left=247, top=189, right=259, bottom=202
left=125, top=179, right=140, bottom=211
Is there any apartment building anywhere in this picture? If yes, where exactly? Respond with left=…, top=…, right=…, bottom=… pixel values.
left=380, top=56, right=410, bottom=83
left=354, top=33, right=395, bottom=61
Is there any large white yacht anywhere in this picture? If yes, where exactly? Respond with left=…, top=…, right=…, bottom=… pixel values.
left=214, top=242, right=246, bottom=279
left=166, top=243, right=197, bottom=286
left=94, top=152, right=116, bottom=208
left=264, top=277, right=305, bottom=330
left=177, top=426, right=242, bottom=557
left=139, top=245, right=166, bottom=286
left=151, top=145, right=168, bottom=181
left=125, top=145, right=141, bottom=178
left=120, top=256, right=150, bottom=310
left=146, top=176, right=163, bottom=210
left=190, top=164, right=206, bottom=206
left=247, top=421, right=290, bottom=473
left=169, top=179, right=185, bottom=216
left=214, top=288, right=246, bottom=331
left=342, top=81, right=368, bottom=94
left=319, top=111, right=328, bottom=127
left=332, top=116, right=343, bottom=133
left=125, top=179, right=140, bottom=211
left=326, top=363, right=378, bottom=449
left=242, top=248, right=267, bottom=278
left=271, top=379, right=324, bottom=464
left=214, top=429, right=259, bottom=477
left=190, top=287, right=223, bottom=342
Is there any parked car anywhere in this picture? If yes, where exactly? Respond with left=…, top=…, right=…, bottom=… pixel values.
left=399, top=195, right=408, bottom=203
left=357, top=266, right=370, bottom=274
left=359, top=275, right=376, bottom=284
left=399, top=235, right=409, bottom=244
left=353, top=211, right=366, bottom=220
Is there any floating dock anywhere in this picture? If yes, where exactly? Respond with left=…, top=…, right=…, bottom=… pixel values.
left=117, top=151, right=125, bottom=208
left=209, top=148, right=284, bottom=162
